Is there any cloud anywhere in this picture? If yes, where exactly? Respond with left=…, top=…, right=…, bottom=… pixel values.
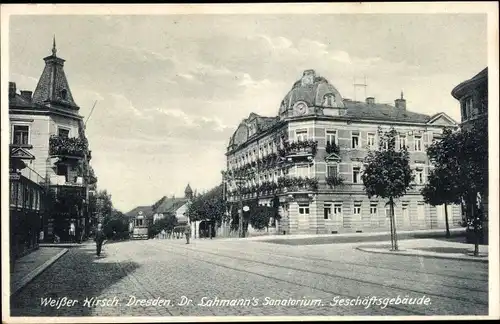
left=109, top=93, right=146, bottom=118
left=154, top=107, right=198, bottom=127
left=238, top=73, right=272, bottom=89
left=331, top=50, right=352, bottom=64
left=154, top=107, right=231, bottom=133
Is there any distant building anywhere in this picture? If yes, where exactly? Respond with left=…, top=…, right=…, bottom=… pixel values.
left=224, top=69, right=461, bottom=235
left=9, top=39, right=96, bottom=244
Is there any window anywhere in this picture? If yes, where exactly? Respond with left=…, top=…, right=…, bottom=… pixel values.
left=370, top=203, right=378, bottom=216
left=415, top=169, right=424, bottom=184
left=367, top=133, right=376, bottom=149
left=414, top=136, right=422, bottom=151
left=322, top=93, right=336, bottom=107
left=464, top=97, right=474, bottom=119
left=326, top=130, right=337, bottom=145
left=402, top=203, right=409, bottom=219
left=333, top=203, right=342, bottom=216
left=60, top=89, right=68, bottom=100
left=383, top=140, right=389, bottom=150
left=298, top=204, right=310, bottom=215
left=12, top=125, right=29, bottom=145
left=324, top=203, right=332, bottom=219
left=352, top=166, right=361, bottom=183
left=58, top=127, right=70, bottom=138
left=351, top=133, right=359, bottom=149
left=399, top=135, right=407, bottom=150
left=327, top=164, right=338, bottom=177
left=296, top=130, right=308, bottom=142
left=353, top=202, right=362, bottom=215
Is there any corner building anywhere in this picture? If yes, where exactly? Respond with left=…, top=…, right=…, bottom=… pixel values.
left=225, top=69, right=462, bottom=235
left=9, top=40, right=96, bottom=242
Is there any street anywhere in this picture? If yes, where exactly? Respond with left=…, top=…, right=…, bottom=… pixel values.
left=10, top=239, right=488, bottom=317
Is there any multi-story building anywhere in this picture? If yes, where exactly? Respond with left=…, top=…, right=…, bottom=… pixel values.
left=451, top=67, right=488, bottom=243
left=9, top=40, right=96, bottom=243
left=224, top=69, right=461, bottom=235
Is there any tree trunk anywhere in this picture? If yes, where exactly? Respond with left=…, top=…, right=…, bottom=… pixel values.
left=444, top=203, right=451, bottom=238
left=390, top=197, right=399, bottom=251
left=471, top=198, right=479, bottom=256
left=388, top=201, right=394, bottom=250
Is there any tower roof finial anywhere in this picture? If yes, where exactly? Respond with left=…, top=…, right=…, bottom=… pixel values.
left=52, top=35, right=57, bottom=56
left=401, top=90, right=404, bottom=100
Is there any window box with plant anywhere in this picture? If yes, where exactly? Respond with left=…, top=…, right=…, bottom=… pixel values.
left=49, top=135, right=89, bottom=158
left=325, top=175, right=344, bottom=189
left=326, top=142, right=340, bottom=155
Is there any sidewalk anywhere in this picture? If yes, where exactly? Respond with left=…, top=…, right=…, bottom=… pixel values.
left=356, top=238, right=488, bottom=263
left=212, top=227, right=466, bottom=243
left=10, top=247, right=68, bottom=296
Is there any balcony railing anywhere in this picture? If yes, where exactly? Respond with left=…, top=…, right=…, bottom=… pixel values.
left=49, top=135, right=89, bottom=158
left=279, top=140, right=318, bottom=160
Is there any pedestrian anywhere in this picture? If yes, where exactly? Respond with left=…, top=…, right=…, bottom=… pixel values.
left=94, top=223, right=106, bottom=257
left=69, top=222, right=76, bottom=243
left=184, top=225, right=191, bottom=244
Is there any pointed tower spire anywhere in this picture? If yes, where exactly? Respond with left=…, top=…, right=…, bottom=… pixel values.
left=52, top=35, right=57, bottom=56
left=184, top=183, right=193, bottom=199
left=401, top=90, right=404, bottom=100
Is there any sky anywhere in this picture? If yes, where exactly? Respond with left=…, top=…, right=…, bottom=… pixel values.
left=8, top=13, right=488, bottom=212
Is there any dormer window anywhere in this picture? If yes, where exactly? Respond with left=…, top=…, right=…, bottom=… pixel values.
left=322, top=93, right=336, bottom=107
left=60, top=89, right=68, bottom=100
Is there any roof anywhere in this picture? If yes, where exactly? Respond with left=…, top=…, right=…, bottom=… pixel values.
left=125, top=206, right=154, bottom=218
left=154, top=197, right=189, bottom=214
left=279, top=69, right=345, bottom=117
left=228, top=113, right=279, bottom=147
left=343, top=100, right=432, bottom=123
left=451, top=67, right=488, bottom=100
left=9, top=93, right=37, bottom=108
left=32, top=39, right=79, bottom=110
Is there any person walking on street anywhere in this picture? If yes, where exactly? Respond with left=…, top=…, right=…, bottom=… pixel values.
left=184, top=225, right=191, bottom=244
left=95, top=223, right=106, bottom=257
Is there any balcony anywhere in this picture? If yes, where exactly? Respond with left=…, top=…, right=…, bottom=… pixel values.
left=279, top=140, right=318, bottom=162
left=49, top=175, right=86, bottom=187
left=277, top=177, right=319, bottom=193
left=49, top=135, right=89, bottom=159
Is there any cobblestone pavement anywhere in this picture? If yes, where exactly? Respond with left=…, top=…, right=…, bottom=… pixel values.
left=10, top=238, right=488, bottom=317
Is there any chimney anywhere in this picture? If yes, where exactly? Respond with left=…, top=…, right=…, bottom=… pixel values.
left=20, top=90, right=33, bottom=101
left=366, top=97, right=375, bottom=105
left=9, top=82, right=16, bottom=98
left=395, top=91, right=406, bottom=110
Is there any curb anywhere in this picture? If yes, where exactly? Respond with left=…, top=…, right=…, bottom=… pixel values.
left=39, top=243, right=88, bottom=248
left=11, top=248, right=69, bottom=296
left=355, top=246, right=488, bottom=263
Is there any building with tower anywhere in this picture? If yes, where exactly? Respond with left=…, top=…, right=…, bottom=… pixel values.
left=224, top=69, right=462, bottom=235
left=9, top=38, right=97, bottom=245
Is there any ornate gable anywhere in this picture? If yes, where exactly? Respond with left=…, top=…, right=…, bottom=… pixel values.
left=10, top=147, right=35, bottom=160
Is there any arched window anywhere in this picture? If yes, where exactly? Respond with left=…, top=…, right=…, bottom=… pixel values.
left=322, top=93, right=336, bottom=107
